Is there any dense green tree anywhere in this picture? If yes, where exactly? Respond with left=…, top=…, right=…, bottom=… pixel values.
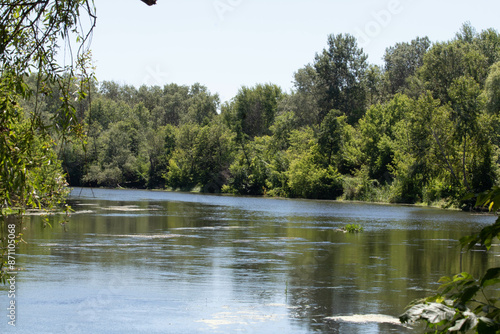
left=283, top=65, right=322, bottom=126
left=448, top=76, right=485, bottom=191
left=146, top=125, right=176, bottom=188
left=313, top=33, right=368, bottom=123
left=286, top=127, right=343, bottom=199
left=60, top=138, right=87, bottom=187
left=358, top=94, right=412, bottom=182
left=317, top=109, right=349, bottom=169
left=46, top=23, right=500, bottom=209
left=3, top=0, right=99, bottom=283
left=1, top=1, right=96, bottom=210
left=7, top=21, right=500, bottom=212
left=181, top=83, right=220, bottom=126
left=269, top=111, right=297, bottom=151
left=390, top=93, right=442, bottom=202
left=419, top=41, right=469, bottom=103
left=485, top=61, right=500, bottom=114
left=384, top=36, right=431, bottom=95
left=224, top=84, right=283, bottom=139
left=223, top=136, right=269, bottom=196
left=477, top=28, right=500, bottom=66
left=83, top=118, right=148, bottom=188
left=419, top=25, right=496, bottom=104
left=365, top=64, right=385, bottom=105
left=166, top=120, right=233, bottom=192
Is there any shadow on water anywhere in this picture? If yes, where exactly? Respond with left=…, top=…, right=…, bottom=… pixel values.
left=0, top=187, right=497, bottom=333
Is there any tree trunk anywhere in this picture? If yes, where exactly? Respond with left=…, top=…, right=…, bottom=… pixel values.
left=462, top=136, right=470, bottom=191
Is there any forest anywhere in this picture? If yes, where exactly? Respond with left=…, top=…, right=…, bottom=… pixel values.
left=11, top=23, right=500, bottom=209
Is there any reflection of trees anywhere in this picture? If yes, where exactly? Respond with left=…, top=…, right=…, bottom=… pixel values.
left=283, top=224, right=492, bottom=333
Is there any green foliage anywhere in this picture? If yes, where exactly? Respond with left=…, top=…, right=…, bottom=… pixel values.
left=55, top=23, right=500, bottom=208
left=1, top=0, right=97, bottom=285
left=23, top=23, right=495, bottom=210
left=342, top=167, right=381, bottom=202
left=166, top=121, right=233, bottom=192
left=401, top=270, right=500, bottom=333
left=0, top=1, right=96, bottom=209
left=314, top=33, right=368, bottom=124
left=224, top=136, right=270, bottom=196
left=365, top=64, right=385, bottom=105
left=269, top=111, right=296, bottom=151
left=285, top=65, right=321, bottom=126
left=419, top=23, right=497, bottom=105
left=384, top=36, right=431, bottom=95
left=223, top=84, right=283, bottom=139
left=358, top=93, right=412, bottom=181
left=388, top=93, right=440, bottom=203
left=342, top=224, right=364, bottom=233
left=287, top=155, right=343, bottom=200
left=7, top=21, right=500, bottom=210
left=485, top=62, right=500, bottom=114
left=461, top=186, right=500, bottom=251
left=1, top=109, right=69, bottom=209
left=146, top=125, right=176, bottom=188
left=317, top=110, right=346, bottom=166
left=286, top=130, right=343, bottom=199
left=401, top=188, right=500, bottom=333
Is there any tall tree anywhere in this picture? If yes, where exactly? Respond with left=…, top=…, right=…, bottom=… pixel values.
left=225, top=84, right=283, bottom=139
left=286, top=64, right=322, bottom=126
left=419, top=24, right=494, bottom=104
left=485, top=61, right=500, bottom=114
left=313, top=33, right=368, bottom=124
left=1, top=1, right=96, bottom=210
left=448, top=76, right=486, bottom=192
left=384, top=36, right=431, bottom=95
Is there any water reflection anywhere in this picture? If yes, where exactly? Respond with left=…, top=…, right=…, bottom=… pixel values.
left=0, top=188, right=497, bottom=333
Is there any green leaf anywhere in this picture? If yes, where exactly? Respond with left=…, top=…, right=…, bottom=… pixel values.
left=460, top=234, right=480, bottom=250
left=480, top=267, right=500, bottom=287
left=482, top=278, right=500, bottom=288
left=459, top=285, right=480, bottom=304
left=477, top=317, right=497, bottom=334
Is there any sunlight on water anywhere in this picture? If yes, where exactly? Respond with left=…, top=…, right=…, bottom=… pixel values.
left=325, top=314, right=403, bottom=325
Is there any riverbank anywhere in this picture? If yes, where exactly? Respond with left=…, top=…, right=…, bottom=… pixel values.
left=72, top=185, right=476, bottom=213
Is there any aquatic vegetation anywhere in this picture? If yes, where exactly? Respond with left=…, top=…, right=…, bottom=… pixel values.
left=342, top=224, right=364, bottom=233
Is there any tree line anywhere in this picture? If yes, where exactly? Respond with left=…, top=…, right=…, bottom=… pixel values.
left=24, top=23, right=500, bottom=208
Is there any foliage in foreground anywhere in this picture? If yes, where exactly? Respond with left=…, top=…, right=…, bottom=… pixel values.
left=1, top=0, right=96, bottom=286
left=400, top=188, right=500, bottom=333
left=0, top=1, right=96, bottom=211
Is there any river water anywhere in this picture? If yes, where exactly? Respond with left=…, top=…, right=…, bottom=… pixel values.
left=1, top=188, right=498, bottom=333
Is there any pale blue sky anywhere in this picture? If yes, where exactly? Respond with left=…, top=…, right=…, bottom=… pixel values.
left=90, top=0, right=500, bottom=102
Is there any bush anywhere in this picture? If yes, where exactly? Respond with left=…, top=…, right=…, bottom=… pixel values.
left=287, top=154, right=343, bottom=199
left=343, top=224, right=364, bottom=233
left=342, top=167, right=379, bottom=201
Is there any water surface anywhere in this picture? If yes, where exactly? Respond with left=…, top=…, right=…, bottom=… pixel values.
left=1, top=188, right=498, bottom=333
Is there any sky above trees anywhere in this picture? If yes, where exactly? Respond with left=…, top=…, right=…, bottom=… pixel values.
left=91, top=0, right=500, bottom=102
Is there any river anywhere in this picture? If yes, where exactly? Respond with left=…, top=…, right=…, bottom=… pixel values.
left=0, top=188, right=498, bottom=333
